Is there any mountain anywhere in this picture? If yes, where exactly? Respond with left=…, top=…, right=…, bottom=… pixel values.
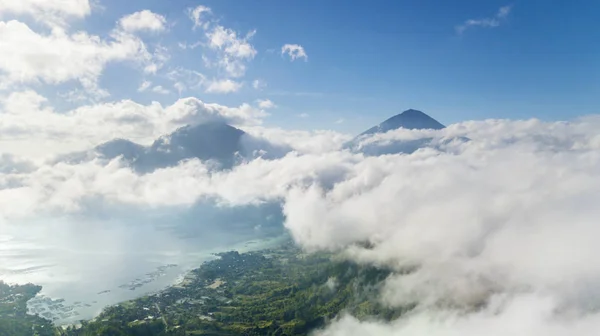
left=348, top=109, right=448, bottom=155
left=135, top=122, right=247, bottom=171
left=94, top=139, right=146, bottom=162
left=60, top=109, right=454, bottom=171
left=62, top=121, right=289, bottom=173
left=359, top=109, right=445, bottom=136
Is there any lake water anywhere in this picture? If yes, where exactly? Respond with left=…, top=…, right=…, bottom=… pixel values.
left=0, top=208, right=286, bottom=325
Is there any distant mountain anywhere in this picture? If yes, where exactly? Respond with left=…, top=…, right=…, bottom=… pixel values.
left=348, top=109, right=448, bottom=155
left=60, top=109, right=458, bottom=171
left=136, top=122, right=247, bottom=171
left=62, top=121, right=289, bottom=173
left=359, top=109, right=445, bottom=136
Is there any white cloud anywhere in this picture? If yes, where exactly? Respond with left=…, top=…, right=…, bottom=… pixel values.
left=0, top=91, right=268, bottom=157
left=315, top=298, right=600, bottom=336
left=208, top=27, right=257, bottom=59
left=252, top=79, right=266, bottom=90
left=0, top=20, right=152, bottom=95
left=167, top=67, right=248, bottom=96
left=298, top=113, right=309, bottom=118
left=185, top=5, right=257, bottom=78
left=166, top=67, right=206, bottom=92
left=173, top=82, right=186, bottom=95
left=282, top=44, right=308, bottom=61
left=279, top=118, right=600, bottom=335
left=0, top=150, right=351, bottom=218
left=138, top=80, right=151, bottom=92
left=497, top=5, right=512, bottom=18
left=118, top=10, right=166, bottom=33
left=0, top=0, right=92, bottom=28
left=335, top=118, right=345, bottom=124
left=188, top=5, right=211, bottom=30
left=143, top=44, right=170, bottom=75
left=456, top=5, right=512, bottom=34
left=205, top=79, right=243, bottom=93
left=206, top=26, right=257, bottom=77
left=151, top=85, right=170, bottom=94
left=256, top=99, right=276, bottom=109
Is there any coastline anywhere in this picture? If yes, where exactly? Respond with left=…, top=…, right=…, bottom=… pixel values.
left=23, top=232, right=291, bottom=326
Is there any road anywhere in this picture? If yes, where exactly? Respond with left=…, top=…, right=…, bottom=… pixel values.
left=155, top=303, right=168, bottom=332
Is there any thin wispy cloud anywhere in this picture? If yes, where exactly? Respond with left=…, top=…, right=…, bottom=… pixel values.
left=256, top=99, right=276, bottom=109
left=252, top=79, right=266, bottom=90
left=187, top=5, right=211, bottom=30
left=456, top=5, right=512, bottom=34
left=137, top=80, right=151, bottom=92
left=205, top=79, right=243, bottom=93
left=151, top=85, right=170, bottom=94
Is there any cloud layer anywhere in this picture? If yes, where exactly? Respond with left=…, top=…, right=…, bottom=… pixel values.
left=2, top=92, right=600, bottom=334
left=0, top=91, right=269, bottom=156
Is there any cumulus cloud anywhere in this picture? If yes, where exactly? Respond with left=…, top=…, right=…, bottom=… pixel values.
left=185, top=4, right=257, bottom=79
left=456, top=5, right=512, bottom=34
left=0, top=0, right=91, bottom=28
left=206, top=26, right=257, bottom=77
left=118, top=10, right=166, bottom=33
left=282, top=44, right=308, bottom=61
left=0, top=20, right=153, bottom=95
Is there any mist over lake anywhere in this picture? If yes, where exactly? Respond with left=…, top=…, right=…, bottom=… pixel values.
left=0, top=203, right=285, bottom=324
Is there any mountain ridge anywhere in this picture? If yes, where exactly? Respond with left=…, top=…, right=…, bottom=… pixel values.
left=61, top=109, right=448, bottom=170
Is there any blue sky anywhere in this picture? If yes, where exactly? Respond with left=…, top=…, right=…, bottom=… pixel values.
left=17, top=0, right=600, bottom=134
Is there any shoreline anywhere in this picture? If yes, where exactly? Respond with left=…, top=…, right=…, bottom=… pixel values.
left=22, top=233, right=291, bottom=327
